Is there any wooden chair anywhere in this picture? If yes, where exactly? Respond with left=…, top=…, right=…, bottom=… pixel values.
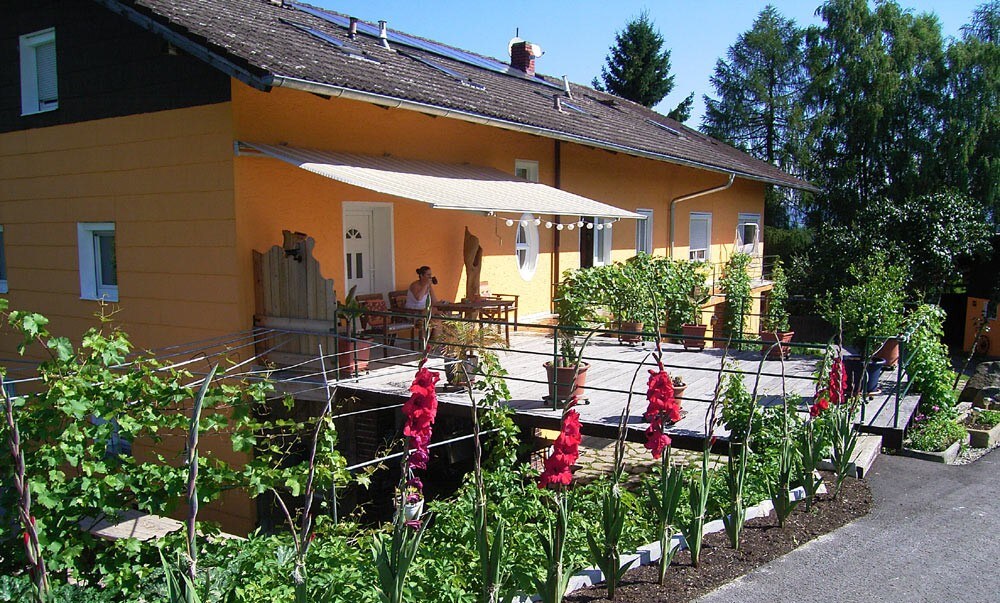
left=356, top=293, right=416, bottom=352
left=479, top=281, right=518, bottom=344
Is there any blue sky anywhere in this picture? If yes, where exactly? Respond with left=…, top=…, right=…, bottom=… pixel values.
left=311, top=0, right=982, bottom=125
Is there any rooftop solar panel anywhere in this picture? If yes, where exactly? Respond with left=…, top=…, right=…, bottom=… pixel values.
left=289, top=2, right=562, bottom=91
left=279, top=18, right=371, bottom=61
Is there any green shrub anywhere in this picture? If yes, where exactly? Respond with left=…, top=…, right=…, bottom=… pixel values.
left=720, top=253, right=753, bottom=344
left=817, top=252, right=908, bottom=350
left=763, top=226, right=813, bottom=262
left=905, top=414, right=967, bottom=452
left=904, top=304, right=958, bottom=412
left=761, top=260, right=790, bottom=333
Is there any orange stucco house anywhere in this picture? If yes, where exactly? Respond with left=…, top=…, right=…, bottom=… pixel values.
left=3, top=0, right=814, bottom=530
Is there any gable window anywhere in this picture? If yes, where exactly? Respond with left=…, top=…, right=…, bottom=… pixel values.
left=736, top=213, right=761, bottom=255
left=78, top=223, right=118, bottom=301
left=514, top=159, right=539, bottom=182
left=689, top=212, right=711, bottom=261
left=20, top=28, right=58, bottom=115
left=514, top=213, right=539, bottom=281
left=635, top=209, right=654, bottom=254
left=0, top=226, right=7, bottom=294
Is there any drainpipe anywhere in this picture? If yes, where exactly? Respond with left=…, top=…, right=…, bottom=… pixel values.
left=668, top=173, right=735, bottom=258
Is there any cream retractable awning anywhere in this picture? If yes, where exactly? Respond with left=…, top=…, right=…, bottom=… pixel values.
left=237, top=141, right=642, bottom=220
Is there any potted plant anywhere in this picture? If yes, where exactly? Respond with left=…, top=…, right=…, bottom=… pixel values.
left=337, top=286, right=373, bottom=376
left=671, top=375, right=687, bottom=402
left=681, top=284, right=710, bottom=351
left=437, top=319, right=506, bottom=387
left=759, top=260, right=794, bottom=359
left=544, top=333, right=590, bottom=402
left=612, top=264, right=645, bottom=344
left=965, top=409, right=1000, bottom=448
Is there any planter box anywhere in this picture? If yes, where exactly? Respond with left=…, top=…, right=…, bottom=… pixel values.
left=966, top=422, right=1000, bottom=448
left=900, top=440, right=962, bottom=464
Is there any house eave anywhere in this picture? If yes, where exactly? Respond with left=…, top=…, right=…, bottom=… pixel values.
left=268, top=74, right=820, bottom=193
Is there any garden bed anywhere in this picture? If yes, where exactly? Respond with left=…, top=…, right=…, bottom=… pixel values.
left=565, top=472, right=871, bottom=603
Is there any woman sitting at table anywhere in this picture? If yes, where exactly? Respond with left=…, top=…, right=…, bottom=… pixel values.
left=405, top=265, right=439, bottom=310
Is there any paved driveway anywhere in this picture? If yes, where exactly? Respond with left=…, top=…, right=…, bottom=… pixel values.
left=698, top=451, right=1000, bottom=603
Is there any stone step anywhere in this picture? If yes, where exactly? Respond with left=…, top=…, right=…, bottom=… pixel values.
left=818, top=433, right=882, bottom=478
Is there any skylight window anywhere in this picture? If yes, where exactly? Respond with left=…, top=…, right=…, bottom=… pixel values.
left=560, top=100, right=589, bottom=115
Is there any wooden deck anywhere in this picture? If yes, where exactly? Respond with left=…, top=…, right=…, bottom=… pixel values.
left=278, top=331, right=920, bottom=452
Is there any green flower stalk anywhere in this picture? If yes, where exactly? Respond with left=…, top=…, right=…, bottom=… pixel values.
left=830, top=401, right=859, bottom=498
left=797, top=420, right=826, bottom=511
left=722, top=441, right=749, bottom=549
left=645, top=450, right=682, bottom=585
left=534, top=493, right=574, bottom=603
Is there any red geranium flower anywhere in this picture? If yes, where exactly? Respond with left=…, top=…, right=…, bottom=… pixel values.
left=539, top=409, right=582, bottom=489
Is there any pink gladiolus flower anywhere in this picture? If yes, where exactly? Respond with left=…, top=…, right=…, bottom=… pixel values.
left=642, top=370, right=681, bottom=459
left=829, top=358, right=846, bottom=404
left=403, top=367, right=440, bottom=470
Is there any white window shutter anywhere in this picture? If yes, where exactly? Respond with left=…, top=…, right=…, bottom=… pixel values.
left=35, top=41, right=58, bottom=104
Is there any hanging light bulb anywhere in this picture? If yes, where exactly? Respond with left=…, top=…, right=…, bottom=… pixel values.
left=577, top=220, right=585, bottom=228
left=596, top=223, right=604, bottom=230
left=545, top=222, right=553, bottom=229
left=556, top=223, right=564, bottom=230
left=586, top=222, right=594, bottom=229
left=567, top=223, right=575, bottom=231
left=505, top=219, right=514, bottom=227
left=534, top=218, right=541, bottom=226
left=605, top=222, right=613, bottom=230
left=520, top=219, right=528, bottom=226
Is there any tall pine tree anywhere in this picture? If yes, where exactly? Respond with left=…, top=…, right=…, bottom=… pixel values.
left=593, top=10, right=692, bottom=119
left=702, top=6, right=810, bottom=226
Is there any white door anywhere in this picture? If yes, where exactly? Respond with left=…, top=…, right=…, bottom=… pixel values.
left=343, top=204, right=395, bottom=296
left=344, top=211, right=374, bottom=295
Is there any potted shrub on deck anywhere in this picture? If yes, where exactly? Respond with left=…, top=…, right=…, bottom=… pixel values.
left=611, top=263, right=645, bottom=344
left=544, top=334, right=590, bottom=402
left=681, top=285, right=710, bottom=351
left=337, top=286, right=373, bottom=377
left=437, top=319, right=506, bottom=387
left=759, top=260, right=794, bottom=359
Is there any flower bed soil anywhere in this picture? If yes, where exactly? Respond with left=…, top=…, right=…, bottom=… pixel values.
left=566, top=472, right=872, bottom=603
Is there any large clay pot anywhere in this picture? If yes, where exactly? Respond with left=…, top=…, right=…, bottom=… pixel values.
left=759, top=330, right=795, bottom=359
left=873, top=337, right=900, bottom=369
left=618, top=321, right=645, bottom=344
left=844, top=356, right=887, bottom=396
left=672, top=383, right=687, bottom=402
left=338, top=338, right=372, bottom=376
left=543, top=361, right=590, bottom=401
left=681, top=324, right=707, bottom=350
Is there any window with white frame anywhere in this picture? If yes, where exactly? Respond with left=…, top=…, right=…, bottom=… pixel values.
left=736, top=213, right=761, bottom=255
left=592, top=218, right=613, bottom=265
left=514, top=213, right=539, bottom=280
left=689, top=212, right=711, bottom=261
left=514, top=159, right=539, bottom=182
left=635, top=209, right=654, bottom=254
left=78, top=223, right=118, bottom=301
left=20, top=28, right=58, bottom=115
left=0, top=226, right=7, bottom=294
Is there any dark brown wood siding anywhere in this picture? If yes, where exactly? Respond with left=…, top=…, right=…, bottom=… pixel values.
left=1, top=0, right=230, bottom=133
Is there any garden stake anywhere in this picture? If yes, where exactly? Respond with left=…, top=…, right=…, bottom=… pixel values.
left=185, top=363, right=218, bottom=584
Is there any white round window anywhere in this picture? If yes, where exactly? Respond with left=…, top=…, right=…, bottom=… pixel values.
left=514, top=213, right=539, bottom=281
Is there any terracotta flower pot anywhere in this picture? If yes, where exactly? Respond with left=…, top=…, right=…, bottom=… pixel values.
left=673, top=383, right=687, bottom=401
left=873, top=337, right=900, bottom=369
left=682, top=324, right=707, bottom=350
left=759, top=330, right=794, bottom=359
left=338, top=338, right=372, bottom=376
left=543, top=361, right=590, bottom=401
left=618, top=321, right=644, bottom=344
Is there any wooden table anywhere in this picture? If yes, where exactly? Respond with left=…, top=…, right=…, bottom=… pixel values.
left=434, top=299, right=516, bottom=344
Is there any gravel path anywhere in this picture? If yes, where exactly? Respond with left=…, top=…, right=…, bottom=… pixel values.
left=697, top=450, right=1000, bottom=603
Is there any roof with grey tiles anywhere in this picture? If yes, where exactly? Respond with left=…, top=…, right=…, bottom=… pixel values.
left=96, top=0, right=818, bottom=191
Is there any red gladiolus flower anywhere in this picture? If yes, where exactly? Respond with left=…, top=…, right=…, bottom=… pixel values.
left=404, top=519, right=422, bottom=530
left=402, top=367, right=440, bottom=470
left=642, top=370, right=681, bottom=459
left=539, top=409, right=582, bottom=489
left=829, top=358, right=846, bottom=404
